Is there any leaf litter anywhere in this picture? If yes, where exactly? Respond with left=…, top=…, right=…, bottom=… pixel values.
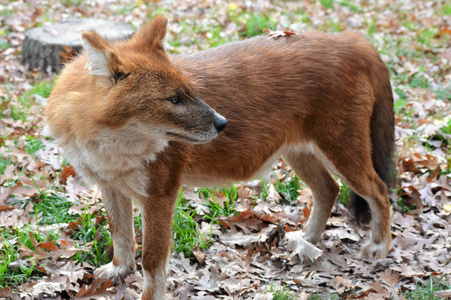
left=0, top=0, right=450, bottom=299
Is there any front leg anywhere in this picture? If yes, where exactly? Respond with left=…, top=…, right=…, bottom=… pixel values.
left=95, top=186, right=136, bottom=280
left=138, top=189, right=179, bottom=300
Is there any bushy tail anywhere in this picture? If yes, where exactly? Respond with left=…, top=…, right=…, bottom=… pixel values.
left=349, top=59, right=395, bottom=225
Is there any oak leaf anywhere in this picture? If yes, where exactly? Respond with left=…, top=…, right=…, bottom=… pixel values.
left=263, top=24, right=297, bottom=39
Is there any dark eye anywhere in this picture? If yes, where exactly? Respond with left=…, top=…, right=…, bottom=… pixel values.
left=113, top=71, right=129, bottom=83
left=168, top=95, right=183, bottom=105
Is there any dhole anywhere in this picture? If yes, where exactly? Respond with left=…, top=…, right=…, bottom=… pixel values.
left=45, top=15, right=394, bottom=299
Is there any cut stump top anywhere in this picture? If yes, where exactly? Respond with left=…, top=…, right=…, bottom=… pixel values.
left=21, top=18, right=135, bottom=73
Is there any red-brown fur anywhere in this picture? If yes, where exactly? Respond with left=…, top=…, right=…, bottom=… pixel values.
left=45, top=16, right=394, bottom=299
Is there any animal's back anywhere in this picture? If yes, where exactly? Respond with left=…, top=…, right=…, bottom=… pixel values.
left=174, top=31, right=387, bottom=184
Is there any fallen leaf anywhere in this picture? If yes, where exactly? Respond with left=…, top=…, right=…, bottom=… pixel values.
left=0, top=286, right=12, bottom=297
left=220, top=232, right=258, bottom=248
left=443, top=203, right=451, bottom=215
left=435, top=290, right=451, bottom=298
left=60, top=165, right=76, bottom=184
left=263, top=24, right=298, bottom=38
left=283, top=231, right=322, bottom=262
left=19, top=232, right=78, bottom=262
left=75, top=278, right=114, bottom=299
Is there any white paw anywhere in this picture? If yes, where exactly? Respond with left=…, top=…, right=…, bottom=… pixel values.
left=359, top=239, right=390, bottom=259
left=94, top=262, right=136, bottom=281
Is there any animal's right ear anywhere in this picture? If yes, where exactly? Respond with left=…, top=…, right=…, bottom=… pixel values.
left=82, top=31, right=122, bottom=79
left=133, top=15, right=168, bottom=51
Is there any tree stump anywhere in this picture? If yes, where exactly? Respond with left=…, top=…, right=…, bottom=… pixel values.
left=21, top=19, right=135, bottom=73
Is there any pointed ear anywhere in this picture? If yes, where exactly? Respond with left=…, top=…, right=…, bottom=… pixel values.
left=82, top=31, right=120, bottom=77
left=133, top=15, right=168, bottom=51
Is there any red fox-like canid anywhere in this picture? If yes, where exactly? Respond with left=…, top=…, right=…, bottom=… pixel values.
left=45, top=15, right=394, bottom=299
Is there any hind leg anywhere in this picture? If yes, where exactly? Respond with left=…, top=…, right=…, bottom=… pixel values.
left=314, top=141, right=391, bottom=258
left=284, top=151, right=340, bottom=244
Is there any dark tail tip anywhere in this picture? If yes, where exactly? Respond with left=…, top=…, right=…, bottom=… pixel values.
left=349, top=193, right=372, bottom=225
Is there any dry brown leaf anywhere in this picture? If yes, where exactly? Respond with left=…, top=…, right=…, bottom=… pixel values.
left=0, top=287, right=12, bottom=297
left=75, top=278, right=114, bottom=299
left=11, top=184, right=40, bottom=197
left=379, top=269, right=400, bottom=286
left=263, top=24, right=297, bottom=38
left=0, top=186, right=13, bottom=203
left=237, top=184, right=253, bottom=200
left=335, top=276, right=352, bottom=289
left=20, top=176, right=46, bottom=190
left=283, top=231, right=322, bottom=262
left=400, top=158, right=422, bottom=174
left=267, top=184, right=281, bottom=203
left=193, top=247, right=206, bottom=264
left=60, top=164, right=76, bottom=184
left=417, top=154, right=440, bottom=170
left=399, top=185, right=423, bottom=210
left=220, top=208, right=263, bottom=234
left=220, top=232, right=258, bottom=248
left=19, top=232, right=78, bottom=263
left=435, top=290, right=451, bottom=298
left=0, top=204, right=14, bottom=213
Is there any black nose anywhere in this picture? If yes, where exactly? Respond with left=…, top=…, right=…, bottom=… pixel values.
left=214, top=116, right=227, bottom=133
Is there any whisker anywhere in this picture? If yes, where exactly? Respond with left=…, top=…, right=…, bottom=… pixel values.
left=192, top=77, right=204, bottom=84
left=183, top=92, right=195, bottom=101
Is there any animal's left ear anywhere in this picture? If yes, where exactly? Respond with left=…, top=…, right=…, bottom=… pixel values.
left=133, top=15, right=168, bottom=51
left=82, top=31, right=128, bottom=86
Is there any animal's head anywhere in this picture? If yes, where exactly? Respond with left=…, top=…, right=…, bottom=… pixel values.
left=81, top=15, right=227, bottom=143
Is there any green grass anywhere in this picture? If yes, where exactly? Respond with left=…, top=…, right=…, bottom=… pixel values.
left=61, top=0, right=85, bottom=7
left=442, top=3, right=451, bottom=15
left=33, top=192, right=79, bottom=225
left=25, top=135, right=45, bottom=155
left=29, top=187, right=113, bottom=267
left=339, top=182, right=352, bottom=206
left=9, top=78, right=54, bottom=121
left=0, top=156, right=12, bottom=175
left=0, top=7, right=15, bottom=17
left=15, top=190, right=112, bottom=268
left=229, top=11, right=274, bottom=38
left=8, top=104, right=27, bottom=121
left=433, top=84, right=451, bottom=101
left=172, top=187, right=239, bottom=259
left=403, top=276, right=451, bottom=300
left=394, top=88, right=409, bottom=114
left=28, top=78, right=54, bottom=98
left=274, top=175, right=302, bottom=206
left=261, top=175, right=302, bottom=207
left=0, top=226, right=58, bottom=288
left=243, top=12, right=273, bottom=37
left=409, top=72, right=430, bottom=89
left=265, top=283, right=296, bottom=300
left=198, top=187, right=238, bottom=219
left=340, top=1, right=361, bottom=13
left=311, top=294, right=339, bottom=300
left=396, top=197, right=417, bottom=213
left=207, top=25, right=235, bottom=47
left=442, top=119, right=451, bottom=135
left=320, top=0, right=334, bottom=9
left=173, top=191, right=213, bottom=259
left=0, top=41, right=9, bottom=49
left=71, top=209, right=112, bottom=266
